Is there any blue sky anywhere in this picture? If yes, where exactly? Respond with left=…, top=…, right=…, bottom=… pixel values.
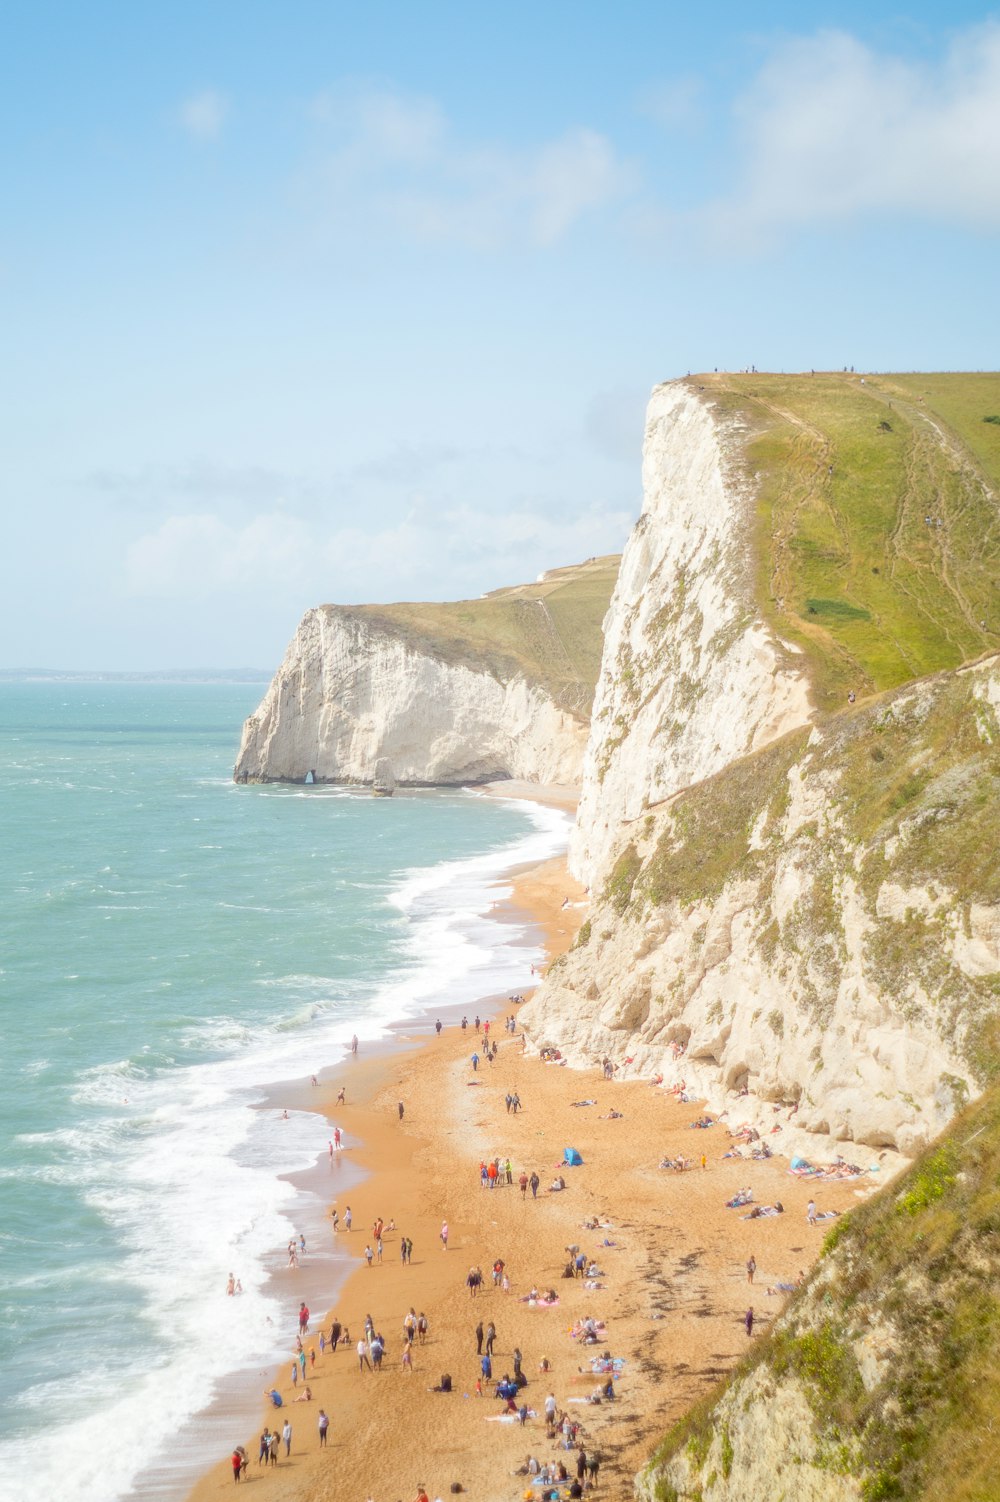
left=2, top=1, right=998, bottom=669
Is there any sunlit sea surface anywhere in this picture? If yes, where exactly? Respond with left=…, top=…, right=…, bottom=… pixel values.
left=0, top=682, right=566, bottom=1501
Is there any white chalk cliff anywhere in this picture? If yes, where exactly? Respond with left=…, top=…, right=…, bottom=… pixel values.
left=234, top=606, right=589, bottom=787
left=571, top=382, right=811, bottom=885
left=522, top=380, right=1000, bottom=1161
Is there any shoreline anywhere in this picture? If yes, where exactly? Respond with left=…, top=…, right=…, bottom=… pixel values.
left=182, top=795, right=871, bottom=1502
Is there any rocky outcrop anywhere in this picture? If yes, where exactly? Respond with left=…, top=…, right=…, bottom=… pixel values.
left=234, top=607, right=589, bottom=786
left=572, top=383, right=811, bottom=885
left=523, top=657, right=1000, bottom=1159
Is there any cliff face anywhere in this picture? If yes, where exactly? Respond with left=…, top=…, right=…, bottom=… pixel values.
left=571, top=383, right=811, bottom=885
left=523, top=657, right=1000, bottom=1158
left=524, top=372, right=1000, bottom=1162
left=234, top=606, right=589, bottom=786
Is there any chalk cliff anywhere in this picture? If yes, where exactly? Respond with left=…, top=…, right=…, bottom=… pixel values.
left=523, top=373, right=1000, bottom=1161
left=571, top=382, right=811, bottom=885
left=523, top=657, right=1000, bottom=1158
left=234, top=556, right=618, bottom=787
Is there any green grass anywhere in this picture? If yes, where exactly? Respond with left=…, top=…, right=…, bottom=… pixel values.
left=325, top=554, right=619, bottom=716
left=697, top=372, right=1000, bottom=712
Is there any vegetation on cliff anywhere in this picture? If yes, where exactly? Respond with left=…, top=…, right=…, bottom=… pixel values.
left=699, top=371, right=1000, bottom=712
left=640, top=1079, right=1000, bottom=1502
left=328, top=553, right=619, bottom=717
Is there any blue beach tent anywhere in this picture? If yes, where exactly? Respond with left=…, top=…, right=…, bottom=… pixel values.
left=563, top=1147, right=583, bottom=1166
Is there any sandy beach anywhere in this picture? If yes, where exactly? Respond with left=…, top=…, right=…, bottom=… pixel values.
left=185, top=850, right=869, bottom=1502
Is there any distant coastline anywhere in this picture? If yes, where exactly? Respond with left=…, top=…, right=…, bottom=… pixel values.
left=0, top=668, right=274, bottom=684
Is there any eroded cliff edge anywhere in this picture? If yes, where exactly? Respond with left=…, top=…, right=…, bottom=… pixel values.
left=234, top=556, right=618, bottom=787
left=523, top=371, right=1000, bottom=1159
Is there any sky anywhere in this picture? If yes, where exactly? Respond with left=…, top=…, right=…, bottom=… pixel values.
left=2, top=1, right=999, bottom=670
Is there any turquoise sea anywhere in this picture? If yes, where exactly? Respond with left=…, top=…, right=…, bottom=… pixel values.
left=0, top=682, right=567, bottom=1502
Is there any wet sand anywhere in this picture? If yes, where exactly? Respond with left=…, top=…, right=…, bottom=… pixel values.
left=185, top=853, right=868, bottom=1502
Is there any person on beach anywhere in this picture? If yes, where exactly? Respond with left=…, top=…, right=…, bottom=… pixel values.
left=807, top=1199, right=817, bottom=1225
left=475, top=1320, right=484, bottom=1354
left=331, top=1209, right=339, bottom=1232
left=287, top=1244, right=298, bottom=1268
left=357, top=1338, right=372, bottom=1372
left=529, top=1171, right=540, bottom=1199
left=293, top=1385, right=312, bottom=1402
left=291, top=1361, right=298, bottom=1387
left=334, top=1126, right=342, bottom=1149
left=747, top=1255, right=756, bottom=1285
left=299, top=1302, right=309, bottom=1333
left=337, top=1087, right=346, bottom=1104
left=519, top=1170, right=528, bottom=1197
left=317, top=1409, right=329, bottom=1446
left=475, top=1015, right=481, bottom=1032
left=485, top=1320, right=496, bottom=1355
left=282, top=1420, right=292, bottom=1456
left=329, top=1318, right=342, bottom=1350
left=258, top=1429, right=270, bottom=1465
left=461, top=1016, right=468, bottom=1030
left=398, top=1100, right=405, bottom=1121
left=299, top=1349, right=306, bottom=1378
left=376, top=1236, right=383, bottom=1262
left=344, top=1206, right=352, bottom=1231
left=418, top=1311, right=428, bottom=1343
left=471, top=1052, right=479, bottom=1072
left=401, top=1343, right=413, bottom=1373
left=231, top=1448, right=244, bottom=1482
left=440, top=1220, right=449, bottom=1250
left=364, top=1244, right=374, bottom=1267
left=351, top=1035, right=358, bottom=1055
left=745, top=1306, right=755, bottom=1337
left=268, top=1431, right=279, bottom=1466
left=435, top=1019, right=442, bottom=1034
left=481, top=1352, right=492, bottom=1380
left=226, top=1272, right=235, bottom=1295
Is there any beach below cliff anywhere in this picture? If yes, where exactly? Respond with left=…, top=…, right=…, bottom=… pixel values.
left=182, top=847, right=871, bottom=1502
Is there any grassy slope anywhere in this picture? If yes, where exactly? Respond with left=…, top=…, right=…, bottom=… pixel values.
left=323, top=555, right=618, bottom=717
left=698, top=371, right=1000, bottom=712
left=647, top=1080, right=1000, bottom=1502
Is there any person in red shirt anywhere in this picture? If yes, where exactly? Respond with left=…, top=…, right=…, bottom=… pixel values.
left=413, top=1487, right=429, bottom=1502
left=298, top=1302, right=309, bottom=1334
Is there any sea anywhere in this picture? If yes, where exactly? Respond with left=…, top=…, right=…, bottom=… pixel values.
left=0, top=681, right=570, bottom=1502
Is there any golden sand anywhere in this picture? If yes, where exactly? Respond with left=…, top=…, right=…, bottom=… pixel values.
left=186, top=851, right=865, bottom=1502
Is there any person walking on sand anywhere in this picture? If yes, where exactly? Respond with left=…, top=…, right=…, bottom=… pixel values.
left=807, top=1199, right=817, bottom=1225
left=485, top=1320, right=496, bottom=1356
left=344, top=1205, right=352, bottom=1232
left=351, top=1035, right=358, bottom=1055
left=282, top=1420, right=292, bottom=1457
left=398, top=1100, right=405, bottom=1121
left=337, top=1087, right=346, bottom=1104
left=357, top=1338, right=372, bottom=1372
left=440, top=1220, right=449, bottom=1250
left=471, top=1051, right=479, bottom=1073
left=475, top=1320, right=484, bottom=1355
left=745, top=1306, right=755, bottom=1337
left=529, top=1171, right=540, bottom=1199
left=519, top=1170, right=528, bottom=1198
left=317, top=1409, right=329, bottom=1447
left=364, top=1244, right=374, bottom=1268
left=747, top=1255, right=756, bottom=1285
left=231, top=1448, right=243, bottom=1483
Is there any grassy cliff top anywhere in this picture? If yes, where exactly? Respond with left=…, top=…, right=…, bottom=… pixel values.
left=322, top=554, right=619, bottom=718
left=694, top=371, right=1000, bottom=713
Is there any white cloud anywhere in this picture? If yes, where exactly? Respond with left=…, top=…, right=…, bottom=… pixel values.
left=706, top=23, right=1000, bottom=240
left=178, top=89, right=230, bottom=141
left=123, top=502, right=632, bottom=606
left=307, top=84, right=637, bottom=248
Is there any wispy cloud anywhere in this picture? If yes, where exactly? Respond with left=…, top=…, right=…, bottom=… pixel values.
left=700, top=23, right=1000, bottom=243
left=305, top=83, right=638, bottom=249
left=123, top=501, right=632, bottom=605
left=178, top=89, right=230, bottom=141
